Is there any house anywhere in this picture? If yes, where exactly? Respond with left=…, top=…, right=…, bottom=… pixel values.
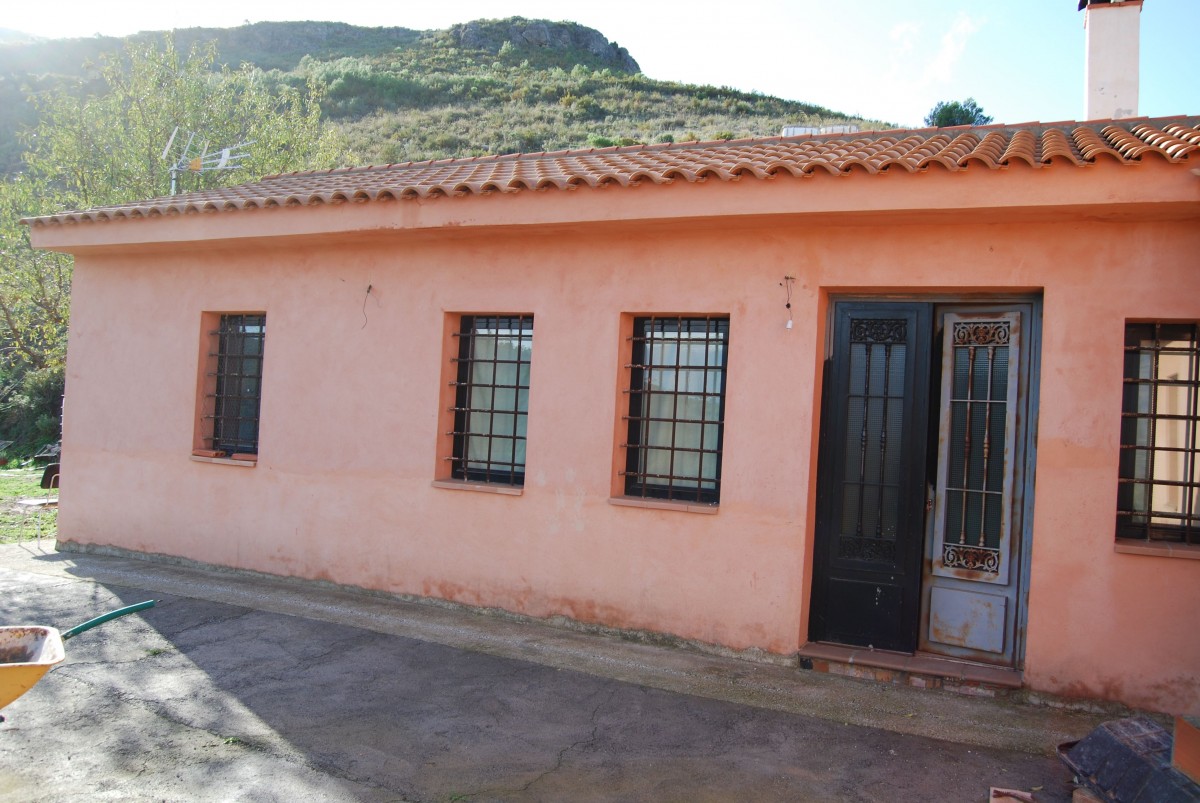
left=24, top=111, right=1199, bottom=715
left=21, top=1, right=1200, bottom=719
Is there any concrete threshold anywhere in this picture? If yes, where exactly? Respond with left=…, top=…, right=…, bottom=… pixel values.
left=2, top=541, right=1119, bottom=757
left=797, top=642, right=1024, bottom=690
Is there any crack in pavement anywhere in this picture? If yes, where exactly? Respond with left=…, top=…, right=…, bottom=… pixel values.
left=455, top=684, right=620, bottom=801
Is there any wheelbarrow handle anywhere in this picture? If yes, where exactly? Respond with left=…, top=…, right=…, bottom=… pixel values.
left=62, top=600, right=157, bottom=641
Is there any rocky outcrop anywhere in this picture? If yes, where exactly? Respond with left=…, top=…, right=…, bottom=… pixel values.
left=449, top=18, right=640, bottom=73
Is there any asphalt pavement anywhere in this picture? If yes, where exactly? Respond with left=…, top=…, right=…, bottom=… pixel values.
left=0, top=542, right=1115, bottom=802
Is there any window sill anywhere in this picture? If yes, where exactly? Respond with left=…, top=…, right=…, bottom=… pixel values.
left=608, top=496, right=719, bottom=515
left=431, top=479, right=522, bottom=496
left=190, top=454, right=257, bottom=468
left=1114, top=539, right=1200, bottom=560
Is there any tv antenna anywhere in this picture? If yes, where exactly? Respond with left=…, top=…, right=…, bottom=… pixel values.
left=161, top=127, right=254, bottom=194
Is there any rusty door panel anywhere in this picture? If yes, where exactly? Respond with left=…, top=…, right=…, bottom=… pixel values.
left=928, top=586, right=1007, bottom=654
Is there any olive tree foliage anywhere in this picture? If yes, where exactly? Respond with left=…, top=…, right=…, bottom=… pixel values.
left=0, top=176, right=71, bottom=371
left=0, top=36, right=345, bottom=452
left=0, top=174, right=74, bottom=450
left=923, top=98, right=993, bottom=128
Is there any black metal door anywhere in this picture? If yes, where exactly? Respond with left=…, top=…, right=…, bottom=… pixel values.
left=810, top=302, right=933, bottom=652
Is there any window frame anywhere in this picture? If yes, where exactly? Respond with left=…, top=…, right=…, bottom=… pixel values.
left=1117, top=321, right=1200, bottom=545
left=621, top=315, right=730, bottom=505
left=448, top=314, right=533, bottom=487
left=194, top=312, right=266, bottom=462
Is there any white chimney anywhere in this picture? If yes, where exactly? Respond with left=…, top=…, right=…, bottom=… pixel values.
left=1082, top=0, right=1142, bottom=120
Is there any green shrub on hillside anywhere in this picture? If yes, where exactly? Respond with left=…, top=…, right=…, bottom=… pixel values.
left=0, top=19, right=889, bottom=174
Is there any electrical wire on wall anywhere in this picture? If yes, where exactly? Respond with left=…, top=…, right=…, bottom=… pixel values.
left=361, top=283, right=380, bottom=329
left=780, top=275, right=795, bottom=330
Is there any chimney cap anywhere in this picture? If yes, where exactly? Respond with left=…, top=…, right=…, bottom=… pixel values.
left=1078, top=0, right=1140, bottom=10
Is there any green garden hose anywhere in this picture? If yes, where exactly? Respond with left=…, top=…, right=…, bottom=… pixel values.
left=61, top=600, right=156, bottom=640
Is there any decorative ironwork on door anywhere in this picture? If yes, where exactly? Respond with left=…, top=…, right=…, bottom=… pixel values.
left=837, top=318, right=908, bottom=565
left=931, top=312, right=1020, bottom=584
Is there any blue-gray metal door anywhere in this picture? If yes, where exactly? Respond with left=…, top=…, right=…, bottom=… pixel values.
left=919, top=307, right=1031, bottom=667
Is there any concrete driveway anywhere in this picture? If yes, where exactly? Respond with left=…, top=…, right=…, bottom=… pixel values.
left=0, top=542, right=1111, bottom=801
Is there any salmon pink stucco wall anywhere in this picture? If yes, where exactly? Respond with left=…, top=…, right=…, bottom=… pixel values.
left=36, top=163, right=1200, bottom=715
left=1022, top=218, right=1200, bottom=714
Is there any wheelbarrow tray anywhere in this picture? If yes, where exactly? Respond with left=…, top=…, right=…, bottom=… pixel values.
left=0, top=626, right=65, bottom=710
left=0, top=601, right=155, bottom=714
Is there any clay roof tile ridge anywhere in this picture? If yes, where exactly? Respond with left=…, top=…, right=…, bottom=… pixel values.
left=20, top=116, right=1200, bottom=228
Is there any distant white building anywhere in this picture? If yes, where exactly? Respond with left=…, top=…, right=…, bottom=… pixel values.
left=781, top=124, right=860, bottom=137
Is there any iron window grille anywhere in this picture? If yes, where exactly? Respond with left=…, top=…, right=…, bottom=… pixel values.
left=1118, top=322, right=1200, bottom=544
left=208, top=314, right=266, bottom=455
left=449, top=315, right=533, bottom=486
left=623, top=316, right=729, bottom=504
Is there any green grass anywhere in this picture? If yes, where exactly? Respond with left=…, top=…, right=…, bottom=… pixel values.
left=0, top=467, right=58, bottom=543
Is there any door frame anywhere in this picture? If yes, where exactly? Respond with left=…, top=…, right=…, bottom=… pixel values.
left=809, top=293, right=1042, bottom=669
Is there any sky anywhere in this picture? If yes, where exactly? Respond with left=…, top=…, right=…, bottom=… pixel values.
left=3, top=0, right=1196, bottom=128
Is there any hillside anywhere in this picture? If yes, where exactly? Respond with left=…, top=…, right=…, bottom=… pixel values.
left=0, top=18, right=887, bottom=173
left=0, top=30, right=40, bottom=46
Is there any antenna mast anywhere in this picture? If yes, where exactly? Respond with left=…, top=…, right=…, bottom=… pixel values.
left=162, top=127, right=255, bottom=194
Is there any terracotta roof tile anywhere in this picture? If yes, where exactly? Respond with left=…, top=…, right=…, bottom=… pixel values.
left=22, top=115, right=1200, bottom=228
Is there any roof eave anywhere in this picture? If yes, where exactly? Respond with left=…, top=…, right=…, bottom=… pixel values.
left=27, top=159, right=1199, bottom=255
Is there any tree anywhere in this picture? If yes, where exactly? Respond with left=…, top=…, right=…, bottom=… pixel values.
left=0, top=35, right=346, bottom=452
left=0, top=175, right=74, bottom=452
left=924, top=98, right=993, bottom=128
left=21, top=36, right=344, bottom=208
left=0, top=176, right=71, bottom=373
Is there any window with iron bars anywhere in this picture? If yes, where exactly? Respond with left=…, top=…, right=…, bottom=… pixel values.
left=1118, top=322, right=1200, bottom=544
left=207, top=314, right=266, bottom=456
left=449, top=315, right=533, bottom=486
left=623, top=316, right=729, bottom=504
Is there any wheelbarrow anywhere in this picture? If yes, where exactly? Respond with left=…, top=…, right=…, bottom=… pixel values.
left=0, top=600, right=156, bottom=714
